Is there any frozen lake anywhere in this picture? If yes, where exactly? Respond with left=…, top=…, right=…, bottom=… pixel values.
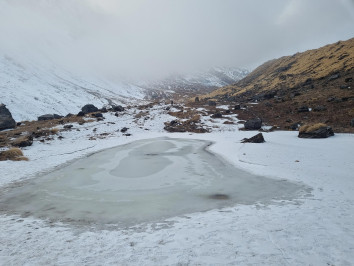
left=0, top=138, right=308, bottom=227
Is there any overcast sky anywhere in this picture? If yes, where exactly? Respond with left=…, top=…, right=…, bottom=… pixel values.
left=0, top=0, right=353, bottom=80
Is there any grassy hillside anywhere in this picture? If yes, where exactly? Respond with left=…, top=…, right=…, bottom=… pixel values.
left=198, top=38, right=354, bottom=132
left=206, top=38, right=354, bottom=98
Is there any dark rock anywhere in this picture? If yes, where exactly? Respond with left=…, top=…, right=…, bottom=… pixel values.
left=81, top=104, right=99, bottom=114
left=112, top=105, right=125, bottom=112
left=264, top=102, right=273, bottom=107
left=211, top=112, right=222, bottom=119
left=96, top=117, right=104, bottom=121
left=244, top=118, right=262, bottom=130
left=327, top=73, right=340, bottom=82
left=234, top=104, right=241, bottom=110
left=208, top=101, right=217, bottom=106
left=241, top=133, right=265, bottom=143
left=114, top=112, right=119, bottom=117
left=121, top=127, right=129, bottom=133
left=53, top=114, right=63, bottom=119
left=327, top=97, right=336, bottom=102
left=66, top=113, right=74, bottom=118
left=77, top=111, right=85, bottom=117
left=298, top=125, right=334, bottom=138
left=345, top=77, right=353, bottom=83
left=195, top=97, right=200, bottom=102
left=297, top=106, right=309, bottom=113
left=225, top=110, right=231, bottom=114
left=16, top=122, right=22, bottom=126
left=0, top=104, right=16, bottom=131
left=264, top=91, right=277, bottom=99
left=165, top=106, right=171, bottom=111
left=290, top=123, right=300, bottom=130
left=340, top=85, right=350, bottom=89
left=351, top=119, right=354, bottom=127
left=313, top=106, right=327, bottom=112
left=123, top=133, right=132, bottom=137
left=93, top=113, right=103, bottom=118
left=38, top=114, right=55, bottom=121
left=63, top=124, right=73, bottom=129
left=99, top=107, right=108, bottom=113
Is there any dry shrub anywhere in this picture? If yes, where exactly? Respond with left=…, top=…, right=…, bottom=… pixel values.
left=299, top=123, right=327, bottom=133
left=50, top=128, right=59, bottom=134
left=190, top=114, right=201, bottom=123
left=0, top=148, right=29, bottom=161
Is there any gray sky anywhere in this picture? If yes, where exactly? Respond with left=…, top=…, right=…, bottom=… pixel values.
left=0, top=0, right=353, bottom=80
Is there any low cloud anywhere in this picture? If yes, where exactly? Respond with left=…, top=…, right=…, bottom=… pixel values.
left=0, top=0, right=353, bottom=80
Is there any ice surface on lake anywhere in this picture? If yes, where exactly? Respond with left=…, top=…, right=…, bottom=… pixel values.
left=0, top=138, right=308, bottom=226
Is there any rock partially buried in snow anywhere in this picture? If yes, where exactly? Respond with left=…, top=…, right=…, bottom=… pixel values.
left=241, top=133, right=265, bottom=143
left=298, top=123, right=334, bottom=138
left=0, top=104, right=16, bottom=131
left=81, top=104, right=99, bottom=114
left=112, top=105, right=125, bottom=112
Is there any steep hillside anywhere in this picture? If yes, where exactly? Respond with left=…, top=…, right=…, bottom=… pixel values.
left=0, top=56, right=145, bottom=121
left=201, top=38, right=354, bottom=132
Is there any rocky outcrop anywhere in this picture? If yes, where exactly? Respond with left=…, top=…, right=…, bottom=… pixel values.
left=241, top=133, right=265, bottom=143
left=244, top=118, right=262, bottom=130
left=298, top=123, right=334, bottom=138
left=0, top=104, right=16, bottom=131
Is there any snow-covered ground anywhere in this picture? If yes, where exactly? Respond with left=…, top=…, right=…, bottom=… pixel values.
left=0, top=105, right=353, bottom=265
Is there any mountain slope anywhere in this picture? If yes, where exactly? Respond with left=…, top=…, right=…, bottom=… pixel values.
left=140, top=67, right=249, bottom=100
left=201, top=38, right=354, bottom=132
left=0, top=56, right=145, bottom=121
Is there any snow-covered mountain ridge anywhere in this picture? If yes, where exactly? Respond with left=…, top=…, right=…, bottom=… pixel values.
left=0, top=55, right=248, bottom=121
left=140, top=67, right=249, bottom=93
left=0, top=56, right=146, bottom=121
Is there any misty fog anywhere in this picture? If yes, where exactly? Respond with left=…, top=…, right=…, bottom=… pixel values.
left=0, top=0, right=353, bottom=81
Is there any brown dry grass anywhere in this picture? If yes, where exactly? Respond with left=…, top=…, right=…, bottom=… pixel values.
left=0, top=148, right=28, bottom=161
left=0, top=115, right=93, bottom=148
left=299, top=123, right=327, bottom=133
left=203, top=37, right=354, bottom=99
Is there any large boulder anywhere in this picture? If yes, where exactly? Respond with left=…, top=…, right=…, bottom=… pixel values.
left=81, top=104, right=99, bottom=114
left=0, top=104, right=16, bottom=131
left=244, top=118, right=262, bottom=130
left=298, top=123, right=334, bottom=138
